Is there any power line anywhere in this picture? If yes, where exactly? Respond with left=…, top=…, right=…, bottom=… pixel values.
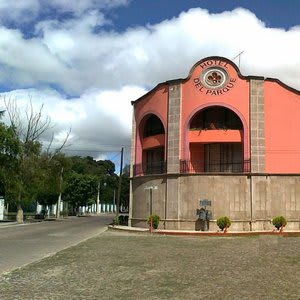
left=62, top=148, right=130, bottom=153
left=43, top=145, right=131, bottom=153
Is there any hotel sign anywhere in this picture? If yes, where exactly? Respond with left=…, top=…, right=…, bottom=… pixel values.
left=200, top=199, right=211, bottom=207
left=193, top=59, right=237, bottom=95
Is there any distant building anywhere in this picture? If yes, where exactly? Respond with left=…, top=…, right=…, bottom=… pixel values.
left=129, top=56, right=300, bottom=231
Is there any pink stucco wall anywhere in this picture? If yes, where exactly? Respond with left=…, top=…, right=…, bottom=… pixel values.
left=264, top=81, right=300, bottom=173
left=134, top=84, right=168, bottom=165
left=180, top=58, right=250, bottom=161
left=133, top=56, right=300, bottom=174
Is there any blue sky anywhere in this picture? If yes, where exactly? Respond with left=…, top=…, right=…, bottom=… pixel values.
left=112, top=0, right=300, bottom=31
left=0, top=0, right=299, bottom=166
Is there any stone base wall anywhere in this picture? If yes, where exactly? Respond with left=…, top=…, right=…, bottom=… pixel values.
left=130, top=174, right=300, bottom=231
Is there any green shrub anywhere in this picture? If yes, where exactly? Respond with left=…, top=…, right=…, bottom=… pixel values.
left=148, top=214, right=160, bottom=229
left=113, top=216, right=120, bottom=226
left=272, top=216, right=287, bottom=230
left=61, top=210, right=69, bottom=217
left=119, top=215, right=128, bottom=226
left=217, top=216, right=231, bottom=231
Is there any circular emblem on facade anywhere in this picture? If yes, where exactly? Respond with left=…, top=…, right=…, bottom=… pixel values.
left=201, top=67, right=228, bottom=89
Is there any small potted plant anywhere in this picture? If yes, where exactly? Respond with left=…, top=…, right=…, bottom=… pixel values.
left=148, top=214, right=160, bottom=230
left=113, top=216, right=120, bottom=226
left=272, top=216, right=287, bottom=232
left=217, top=216, right=231, bottom=233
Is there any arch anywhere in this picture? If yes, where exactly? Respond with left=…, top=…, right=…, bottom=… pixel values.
left=137, top=111, right=166, bottom=138
left=186, top=103, right=247, bottom=132
left=183, top=103, right=249, bottom=172
left=135, top=113, right=166, bottom=175
left=190, top=106, right=243, bottom=131
left=142, top=114, right=165, bottom=138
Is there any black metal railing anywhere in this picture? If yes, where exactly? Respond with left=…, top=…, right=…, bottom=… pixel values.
left=180, top=159, right=251, bottom=174
left=133, top=160, right=250, bottom=176
left=190, top=122, right=242, bottom=131
left=133, top=161, right=166, bottom=176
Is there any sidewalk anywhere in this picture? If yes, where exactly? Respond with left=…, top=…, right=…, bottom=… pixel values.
left=109, top=224, right=300, bottom=237
left=0, top=218, right=56, bottom=229
left=0, top=221, right=19, bottom=228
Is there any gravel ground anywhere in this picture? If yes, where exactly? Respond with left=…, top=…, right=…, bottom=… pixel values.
left=0, top=230, right=299, bottom=300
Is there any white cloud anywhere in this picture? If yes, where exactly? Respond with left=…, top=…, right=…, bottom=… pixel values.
left=0, top=0, right=40, bottom=23
left=0, top=0, right=130, bottom=24
left=0, top=26, right=69, bottom=88
left=41, top=0, right=130, bottom=15
left=0, top=6, right=300, bottom=163
left=0, top=86, right=146, bottom=160
left=0, top=7, right=299, bottom=95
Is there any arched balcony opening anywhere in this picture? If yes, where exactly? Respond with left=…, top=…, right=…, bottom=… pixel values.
left=181, top=106, right=249, bottom=173
left=143, top=114, right=165, bottom=137
left=134, top=114, right=166, bottom=176
left=190, top=106, right=243, bottom=130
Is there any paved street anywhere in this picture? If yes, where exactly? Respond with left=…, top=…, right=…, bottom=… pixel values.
left=0, top=214, right=113, bottom=274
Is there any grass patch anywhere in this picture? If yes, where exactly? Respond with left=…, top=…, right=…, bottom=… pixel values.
left=0, top=232, right=299, bottom=299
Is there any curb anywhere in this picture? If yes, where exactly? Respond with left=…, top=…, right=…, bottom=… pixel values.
left=108, top=225, right=300, bottom=237
left=108, top=225, right=149, bottom=233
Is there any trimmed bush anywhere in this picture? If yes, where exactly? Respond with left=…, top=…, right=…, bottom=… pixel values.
left=217, top=216, right=231, bottom=231
left=113, top=216, right=120, bottom=226
left=112, top=215, right=128, bottom=226
left=272, top=216, right=287, bottom=230
left=61, top=210, right=69, bottom=217
left=148, top=214, right=160, bottom=229
left=119, top=215, right=128, bottom=226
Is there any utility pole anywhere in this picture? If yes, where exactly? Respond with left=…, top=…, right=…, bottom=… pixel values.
left=113, top=189, right=116, bottom=212
left=116, top=147, right=124, bottom=219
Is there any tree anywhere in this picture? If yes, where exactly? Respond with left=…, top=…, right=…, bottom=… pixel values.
left=0, top=111, right=20, bottom=200
left=66, top=156, right=118, bottom=205
left=64, top=172, right=98, bottom=214
left=62, top=156, right=121, bottom=214
left=2, top=97, right=69, bottom=223
left=35, top=152, right=69, bottom=215
left=68, top=156, right=116, bottom=177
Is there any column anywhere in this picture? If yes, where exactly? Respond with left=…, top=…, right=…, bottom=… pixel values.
left=250, top=79, right=265, bottom=173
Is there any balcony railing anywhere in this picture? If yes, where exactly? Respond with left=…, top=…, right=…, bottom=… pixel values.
left=133, top=160, right=250, bottom=176
left=133, top=161, right=166, bottom=176
left=180, top=159, right=251, bottom=174
left=190, top=122, right=242, bottom=130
